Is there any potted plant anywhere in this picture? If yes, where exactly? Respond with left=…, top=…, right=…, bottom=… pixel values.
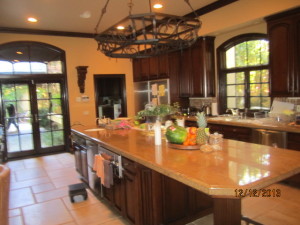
left=136, top=103, right=179, bottom=123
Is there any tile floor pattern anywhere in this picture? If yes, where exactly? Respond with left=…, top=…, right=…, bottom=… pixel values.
left=5, top=153, right=300, bottom=225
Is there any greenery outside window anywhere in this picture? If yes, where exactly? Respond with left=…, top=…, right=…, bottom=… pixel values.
left=218, top=34, right=270, bottom=113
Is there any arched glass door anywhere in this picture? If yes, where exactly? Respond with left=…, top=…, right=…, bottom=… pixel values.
left=0, top=41, right=69, bottom=160
left=1, top=81, right=66, bottom=158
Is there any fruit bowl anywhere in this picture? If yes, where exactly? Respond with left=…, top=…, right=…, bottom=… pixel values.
left=167, top=143, right=200, bottom=150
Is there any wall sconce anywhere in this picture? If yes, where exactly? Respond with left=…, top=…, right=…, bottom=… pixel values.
left=76, top=66, right=88, bottom=93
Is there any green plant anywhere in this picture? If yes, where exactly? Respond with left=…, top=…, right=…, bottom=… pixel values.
left=136, top=103, right=179, bottom=119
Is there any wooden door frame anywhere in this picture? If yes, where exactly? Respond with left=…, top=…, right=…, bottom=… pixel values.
left=94, top=74, right=127, bottom=118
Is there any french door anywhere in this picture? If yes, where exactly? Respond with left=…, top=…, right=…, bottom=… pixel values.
left=1, top=80, right=67, bottom=159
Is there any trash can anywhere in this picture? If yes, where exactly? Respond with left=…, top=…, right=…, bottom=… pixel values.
left=252, top=129, right=287, bottom=148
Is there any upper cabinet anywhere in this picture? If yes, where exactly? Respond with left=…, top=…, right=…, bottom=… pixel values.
left=132, top=54, right=169, bottom=82
left=267, top=7, right=300, bottom=97
left=178, top=37, right=216, bottom=98
left=190, top=37, right=216, bottom=98
left=132, top=36, right=216, bottom=100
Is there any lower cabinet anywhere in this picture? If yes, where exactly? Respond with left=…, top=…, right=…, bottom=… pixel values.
left=284, top=132, right=300, bottom=186
left=184, top=120, right=252, bottom=142
left=102, top=156, right=213, bottom=225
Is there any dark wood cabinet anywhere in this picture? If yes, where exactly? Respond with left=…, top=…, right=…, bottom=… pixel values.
left=158, top=54, right=169, bottom=79
left=284, top=132, right=300, bottom=186
left=132, top=37, right=216, bottom=103
left=132, top=58, right=142, bottom=82
left=140, top=58, right=150, bottom=81
left=267, top=7, right=300, bottom=97
left=287, top=132, right=300, bottom=151
left=149, top=57, right=159, bottom=80
left=179, top=37, right=216, bottom=98
left=208, top=123, right=252, bottom=142
left=168, top=51, right=181, bottom=104
left=191, top=37, right=216, bottom=97
left=132, top=58, right=149, bottom=81
left=122, top=157, right=140, bottom=224
left=179, top=47, right=193, bottom=97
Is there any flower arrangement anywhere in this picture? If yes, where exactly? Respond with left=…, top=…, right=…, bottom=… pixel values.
left=136, top=103, right=180, bottom=120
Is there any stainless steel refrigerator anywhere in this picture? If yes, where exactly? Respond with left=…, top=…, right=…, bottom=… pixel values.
left=134, top=79, right=170, bottom=114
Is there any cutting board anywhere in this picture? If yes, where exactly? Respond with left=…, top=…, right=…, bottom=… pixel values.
left=270, top=100, right=294, bottom=113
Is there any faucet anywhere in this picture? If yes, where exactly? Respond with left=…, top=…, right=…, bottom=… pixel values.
left=225, top=108, right=239, bottom=116
left=231, top=108, right=239, bottom=116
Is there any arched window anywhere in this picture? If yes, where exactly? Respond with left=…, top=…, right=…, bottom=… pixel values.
left=217, top=33, right=270, bottom=114
left=0, top=41, right=64, bottom=75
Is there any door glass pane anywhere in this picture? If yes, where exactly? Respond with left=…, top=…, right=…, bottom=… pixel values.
left=2, top=84, right=33, bottom=153
left=53, top=131, right=64, bottom=146
left=40, top=132, right=52, bottom=148
left=20, top=134, right=34, bottom=150
left=37, top=82, right=64, bottom=148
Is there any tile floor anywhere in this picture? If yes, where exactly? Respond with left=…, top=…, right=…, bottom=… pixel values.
left=5, top=153, right=300, bottom=225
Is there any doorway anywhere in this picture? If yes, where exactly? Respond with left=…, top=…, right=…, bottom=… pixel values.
left=94, top=74, right=127, bottom=119
left=0, top=41, right=70, bottom=162
left=1, top=81, right=67, bottom=159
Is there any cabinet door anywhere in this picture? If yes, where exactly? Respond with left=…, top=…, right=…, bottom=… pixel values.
left=179, top=48, right=192, bottom=97
left=287, top=132, right=300, bottom=151
left=158, top=54, right=169, bottom=79
left=268, top=18, right=294, bottom=97
left=168, top=51, right=181, bottom=103
left=208, top=123, right=252, bottom=142
left=140, top=58, right=150, bottom=81
left=133, top=58, right=142, bottom=82
left=149, top=57, right=158, bottom=80
left=295, top=15, right=300, bottom=96
left=123, top=170, right=139, bottom=224
left=113, top=176, right=123, bottom=212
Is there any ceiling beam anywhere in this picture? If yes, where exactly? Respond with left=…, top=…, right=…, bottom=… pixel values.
left=0, top=27, right=94, bottom=38
left=185, top=0, right=239, bottom=18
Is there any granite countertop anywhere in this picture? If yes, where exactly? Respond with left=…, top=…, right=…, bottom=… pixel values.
left=72, top=126, right=300, bottom=197
left=184, top=116, right=300, bottom=133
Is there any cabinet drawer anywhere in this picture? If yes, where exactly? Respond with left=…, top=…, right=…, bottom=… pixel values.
left=122, top=157, right=136, bottom=174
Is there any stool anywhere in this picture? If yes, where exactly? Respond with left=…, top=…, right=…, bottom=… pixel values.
left=68, top=183, right=88, bottom=203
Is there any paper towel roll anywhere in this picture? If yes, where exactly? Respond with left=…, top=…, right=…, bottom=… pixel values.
left=211, top=103, right=218, bottom=116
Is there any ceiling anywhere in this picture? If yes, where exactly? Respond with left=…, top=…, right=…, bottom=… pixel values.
left=0, top=0, right=224, bottom=35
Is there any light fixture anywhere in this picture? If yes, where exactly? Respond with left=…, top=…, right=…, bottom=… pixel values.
left=94, top=0, right=201, bottom=58
left=153, top=1, right=163, bottom=9
left=27, top=17, right=38, bottom=23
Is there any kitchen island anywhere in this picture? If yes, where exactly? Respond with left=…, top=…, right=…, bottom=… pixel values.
left=72, top=126, right=300, bottom=225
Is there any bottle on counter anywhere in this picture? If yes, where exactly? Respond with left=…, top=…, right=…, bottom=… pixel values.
left=154, top=120, right=162, bottom=146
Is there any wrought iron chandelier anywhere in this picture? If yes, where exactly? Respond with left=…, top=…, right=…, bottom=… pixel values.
left=94, top=0, right=201, bottom=58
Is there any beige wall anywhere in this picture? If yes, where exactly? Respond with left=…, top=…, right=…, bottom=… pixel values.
left=0, top=33, right=134, bottom=126
left=199, top=0, right=299, bottom=36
